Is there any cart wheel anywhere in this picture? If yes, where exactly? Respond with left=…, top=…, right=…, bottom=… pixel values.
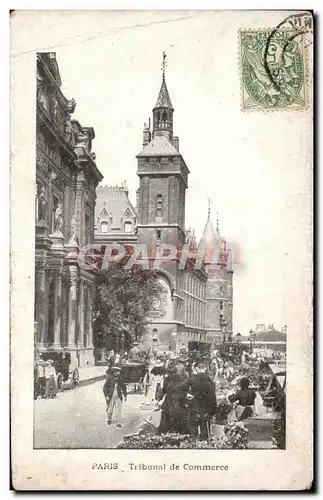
left=71, top=368, right=80, bottom=389
left=56, top=373, right=63, bottom=392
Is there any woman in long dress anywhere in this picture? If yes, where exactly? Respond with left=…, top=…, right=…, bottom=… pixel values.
left=157, top=364, right=189, bottom=435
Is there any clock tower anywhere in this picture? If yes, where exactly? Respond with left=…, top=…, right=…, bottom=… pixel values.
left=135, top=53, right=190, bottom=352
left=136, top=53, right=189, bottom=249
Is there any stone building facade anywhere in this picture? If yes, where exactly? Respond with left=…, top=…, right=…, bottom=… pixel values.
left=35, top=53, right=103, bottom=366
left=198, top=211, right=234, bottom=344
left=94, top=67, right=233, bottom=353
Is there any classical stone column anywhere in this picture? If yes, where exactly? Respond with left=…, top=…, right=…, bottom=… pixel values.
left=35, top=262, right=47, bottom=346
left=87, top=283, right=94, bottom=349
left=78, top=278, right=84, bottom=348
left=67, top=270, right=78, bottom=348
left=52, top=270, right=63, bottom=347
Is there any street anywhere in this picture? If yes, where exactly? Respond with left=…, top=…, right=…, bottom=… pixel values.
left=34, top=380, right=160, bottom=449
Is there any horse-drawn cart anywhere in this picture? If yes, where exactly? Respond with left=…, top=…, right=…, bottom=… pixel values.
left=40, top=351, right=80, bottom=391
left=118, top=362, right=149, bottom=395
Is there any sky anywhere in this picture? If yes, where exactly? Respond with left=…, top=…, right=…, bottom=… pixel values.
left=11, top=10, right=312, bottom=334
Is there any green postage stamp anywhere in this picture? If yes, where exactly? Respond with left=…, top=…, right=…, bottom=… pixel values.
left=239, top=29, right=307, bottom=111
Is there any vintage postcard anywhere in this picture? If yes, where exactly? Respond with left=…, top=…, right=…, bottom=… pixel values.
left=10, top=10, right=313, bottom=490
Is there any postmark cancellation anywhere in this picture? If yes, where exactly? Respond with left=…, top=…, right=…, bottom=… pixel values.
left=239, top=25, right=310, bottom=111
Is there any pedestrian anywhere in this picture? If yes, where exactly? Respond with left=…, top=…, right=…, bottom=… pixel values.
left=128, top=341, right=142, bottom=363
left=34, top=358, right=46, bottom=399
left=210, top=355, right=219, bottom=381
left=108, top=349, right=116, bottom=364
left=103, top=366, right=127, bottom=427
left=186, top=362, right=217, bottom=441
left=174, top=354, right=189, bottom=379
left=149, top=356, right=166, bottom=402
left=157, top=363, right=189, bottom=435
left=128, top=341, right=143, bottom=392
left=121, top=351, right=128, bottom=363
left=228, top=377, right=257, bottom=421
left=44, top=360, right=57, bottom=399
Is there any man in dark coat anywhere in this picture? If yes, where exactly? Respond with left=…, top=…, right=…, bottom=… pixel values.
left=103, top=366, right=127, bottom=427
left=186, top=361, right=217, bottom=440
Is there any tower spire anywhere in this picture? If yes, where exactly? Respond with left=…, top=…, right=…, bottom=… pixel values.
left=208, top=198, right=211, bottom=221
left=153, top=51, right=173, bottom=140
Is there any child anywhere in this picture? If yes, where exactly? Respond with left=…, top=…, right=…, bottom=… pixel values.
left=103, top=366, right=127, bottom=427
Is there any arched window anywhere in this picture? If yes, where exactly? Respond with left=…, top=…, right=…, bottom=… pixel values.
left=124, top=221, right=132, bottom=233
left=156, top=111, right=160, bottom=123
left=162, top=110, right=167, bottom=125
left=101, top=221, right=108, bottom=233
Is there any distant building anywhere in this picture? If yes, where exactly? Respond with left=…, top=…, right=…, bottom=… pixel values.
left=198, top=210, right=233, bottom=343
left=35, top=53, right=103, bottom=366
left=256, top=324, right=266, bottom=333
left=255, top=324, right=287, bottom=335
left=95, top=182, right=137, bottom=245
left=94, top=57, right=233, bottom=351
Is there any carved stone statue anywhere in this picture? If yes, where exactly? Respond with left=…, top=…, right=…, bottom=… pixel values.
left=37, top=72, right=49, bottom=111
left=68, top=214, right=79, bottom=244
left=90, top=152, right=96, bottom=161
left=37, top=185, right=47, bottom=222
left=36, top=70, right=43, bottom=102
left=54, top=203, right=63, bottom=233
left=67, top=98, right=76, bottom=113
left=65, top=116, right=75, bottom=146
left=77, top=132, right=90, bottom=153
left=51, top=96, right=59, bottom=123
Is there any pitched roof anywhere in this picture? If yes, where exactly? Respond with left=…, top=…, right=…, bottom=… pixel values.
left=137, top=135, right=179, bottom=157
left=197, top=212, right=229, bottom=267
left=95, top=185, right=137, bottom=230
left=154, top=78, right=173, bottom=109
left=199, top=214, right=224, bottom=250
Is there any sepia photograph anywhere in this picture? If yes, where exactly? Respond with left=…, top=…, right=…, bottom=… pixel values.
left=11, top=9, right=313, bottom=489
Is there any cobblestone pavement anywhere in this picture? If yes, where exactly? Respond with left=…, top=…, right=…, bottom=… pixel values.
left=34, top=380, right=160, bottom=449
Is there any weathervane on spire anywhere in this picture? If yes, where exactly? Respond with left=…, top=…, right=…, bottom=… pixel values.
left=216, top=212, right=220, bottom=232
left=161, top=51, right=167, bottom=80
